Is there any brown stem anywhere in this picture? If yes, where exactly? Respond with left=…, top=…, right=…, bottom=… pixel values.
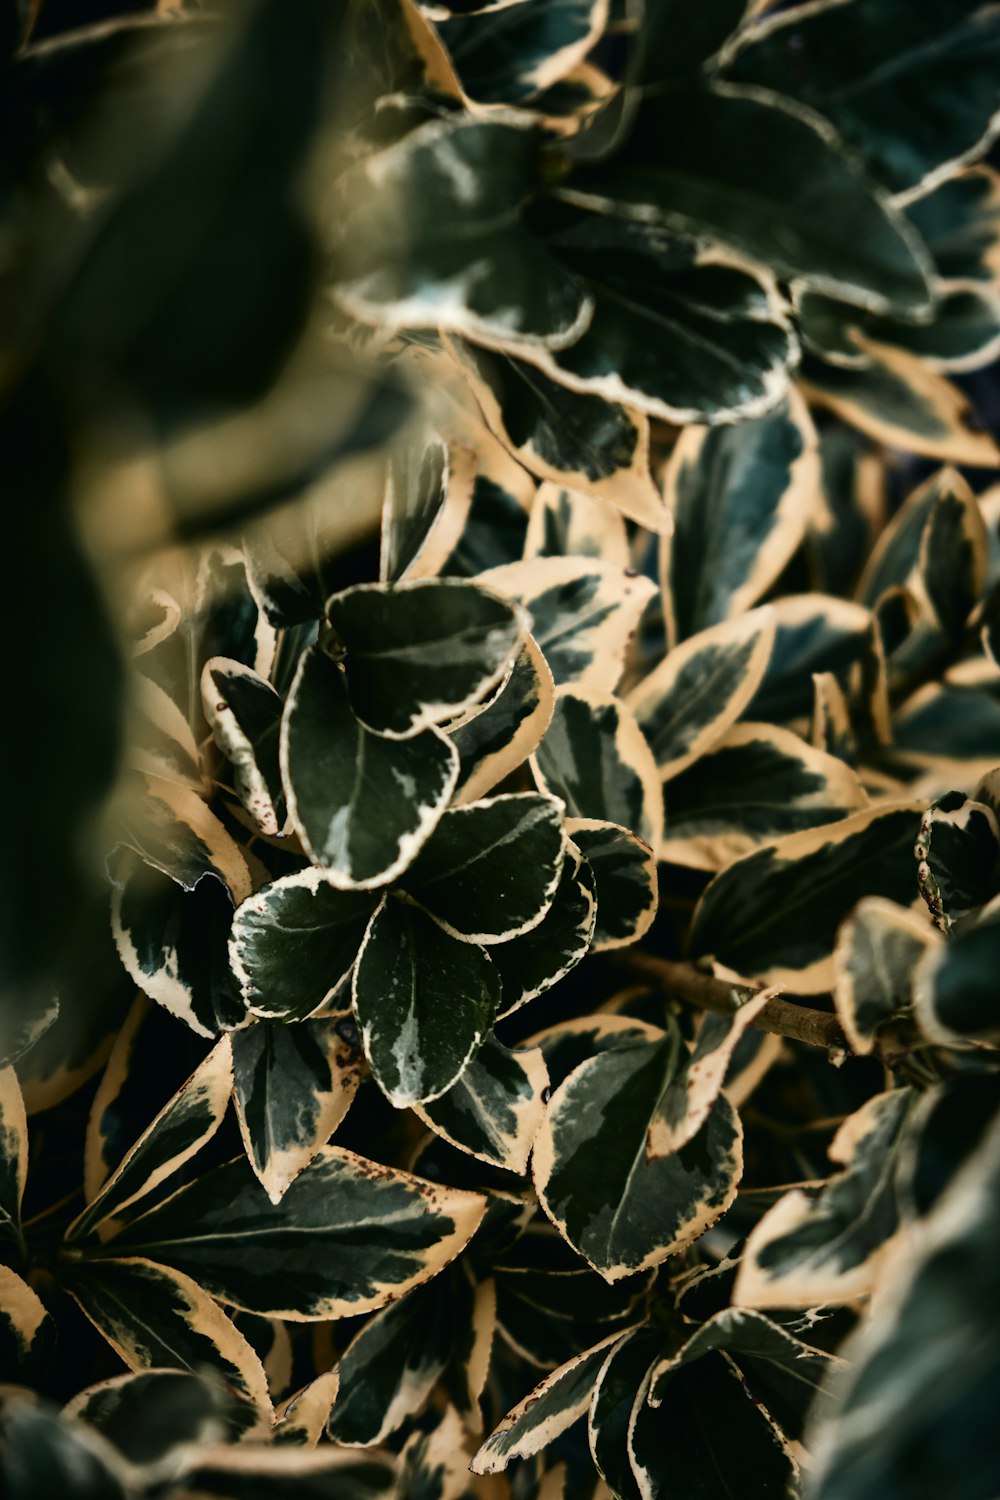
left=618, top=952, right=916, bottom=1064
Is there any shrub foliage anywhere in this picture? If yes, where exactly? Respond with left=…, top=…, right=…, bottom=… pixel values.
left=3, top=1, right=1000, bottom=1497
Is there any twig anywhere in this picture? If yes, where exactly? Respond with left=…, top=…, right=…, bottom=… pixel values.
left=617, top=952, right=915, bottom=1064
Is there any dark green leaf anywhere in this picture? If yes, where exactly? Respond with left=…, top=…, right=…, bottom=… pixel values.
left=281, top=646, right=458, bottom=888
left=68, top=1037, right=234, bottom=1242
left=480, top=556, right=657, bottom=692
left=914, top=909, right=1000, bottom=1048
left=567, top=84, right=933, bottom=314
left=629, top=1347, right=795, bottom=1500
left=533, top=1035, right=742, bottom=1279
left=727, top=0, right=1000, bottom=194
left=326, top=1276, right=453, bottom=1445
left=327, top=578, right=527, bottom=739
left=524, top=212, right=797, bottom=424
left=451, top=636, right=555, bottom=805
left=417, top=1037, right=549, bottom=1173
left=202, top=658, right=286, bottom=836
left=566, top=819, right=657, bottom=951
left=353, top=899, right=500, bottom=1106
left=809, top=1110, right=1000, bottom=1500
left=336, top=116, right=590, bottom=349
left=627, top=608, right=776, bottom=781
left=232, top=1017, right=364, bottom=1203
left=532, top=689, right=663, bottom=847
left=107, top=1146, right=486, bottom=1320
left=62, top=1256, right=271, bottom=1410
left=445, top=336, right=668, bottom=531
left=915, top=792, right=1000, bottom=932
left=230, top=870, right=376, bottom=1022
left=833, top=897, right=939, bottom=1056
left=662, top=393, right=820, bottom=640
left=472, top=1328, right=629, bottom=1472
left=690, top=802, right=923, bottom=991
left=492, top=844, right=597, bottom=1016
left=111, top=853, right=247, bottom=1038
left=402, top=793, right=564, bottom=943
left=735, top=1089, right=912, bottom=1308
left=660, top=722, right=867, bottom=871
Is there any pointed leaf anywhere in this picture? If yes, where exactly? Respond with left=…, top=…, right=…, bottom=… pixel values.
left=107, top=1146, right=487, bottom=1320
left=690, top=803, right=924, bottom=992
left=326, top=1277, right=453, bottom=1446
left=728, top=0, right=1000, bottom=195
left=734, top=1089, right=912, bottom=1309
left=445, top=336, right=669, bottom=532
left=481, top=557, right=657, bottom=692
left=567, top=83, right=932, bottom=314
left=336, top=115, right=590, bottom=348
left=202, top=658, right=286, bottom=836
left=647, top=992, right=772, bottom=1160
left=232, top=1017, right=364, bottom=1203
left=660, top=722, right=868, bottom=870
left=492, top=844, right=597, bottom=1016
left=532, top=689, right=663, bottom=847
left=533, top=1037, right=743, bottom=1280
left=834, top=898, right=940, bottom=1056
left=416, top=1037, right=549, bottom=1174
left=472, top=1328, right=630, bottom=1473
left=662, top=392, right=820, bottom=641
left=68, top=1038, right=234, bottom=1242
left=353, top=899, right=500, bottom=1106
left=628, top=1349, right=796, bottom=1500
left=452, top=635, right=556, bottom=805
left=0, top=1265, right=54, bottom=1378
left=63, top=1256, right=271, bottom=1411
left=627, top=609, right=776, bottom=781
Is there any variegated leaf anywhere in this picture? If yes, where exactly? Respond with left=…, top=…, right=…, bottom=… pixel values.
left=0, top=1067, right=27, bottom=1252
left=68, top=1038, right=234, bottom=1242
left=202, top=658, right=286, bottom=836
left=480, top=556, right=656, bottom=693
left=326, top=578, right=527, bottom=739
left=281, top=646, right=458, bottom=888
left=472, top=1328, right=629, bottom=1473
left=0, top=1265, right=54, bottom=1377
left=690, top=803, right=924, bottom=992
left=492, top=844, right=597, bottom=1016
left=451, top=635, right=555, bottom=806
left=532, top=689, right=663, bottom=848
left=566, top=819, right=657, bottom=952
left=627, top=609, right=776, bottom=782
left=533, top=1034, right=743, bottom=1280
left=416, top=1037, right=549, bottom=1173
left=660, top=722, right=868, bottom=871
left=353, top=899, right=500, bottom=1107
left=326, top=1275, right=454, bottom=1446
left=106, top=1146, right=487, bottom=1320
left=401, top=793, right=565, bottom=944
left=232, top=1017, right=364, bottom=1203
left=229, top=869, right=376, bottom=1022
left=63, top=1256, right=271, bottom=1412
left=444, top=335, right=669, bottom=532
left=834, top=897, right=940, bottom=1056
left=734, top=1089, right=912, bottom=1309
